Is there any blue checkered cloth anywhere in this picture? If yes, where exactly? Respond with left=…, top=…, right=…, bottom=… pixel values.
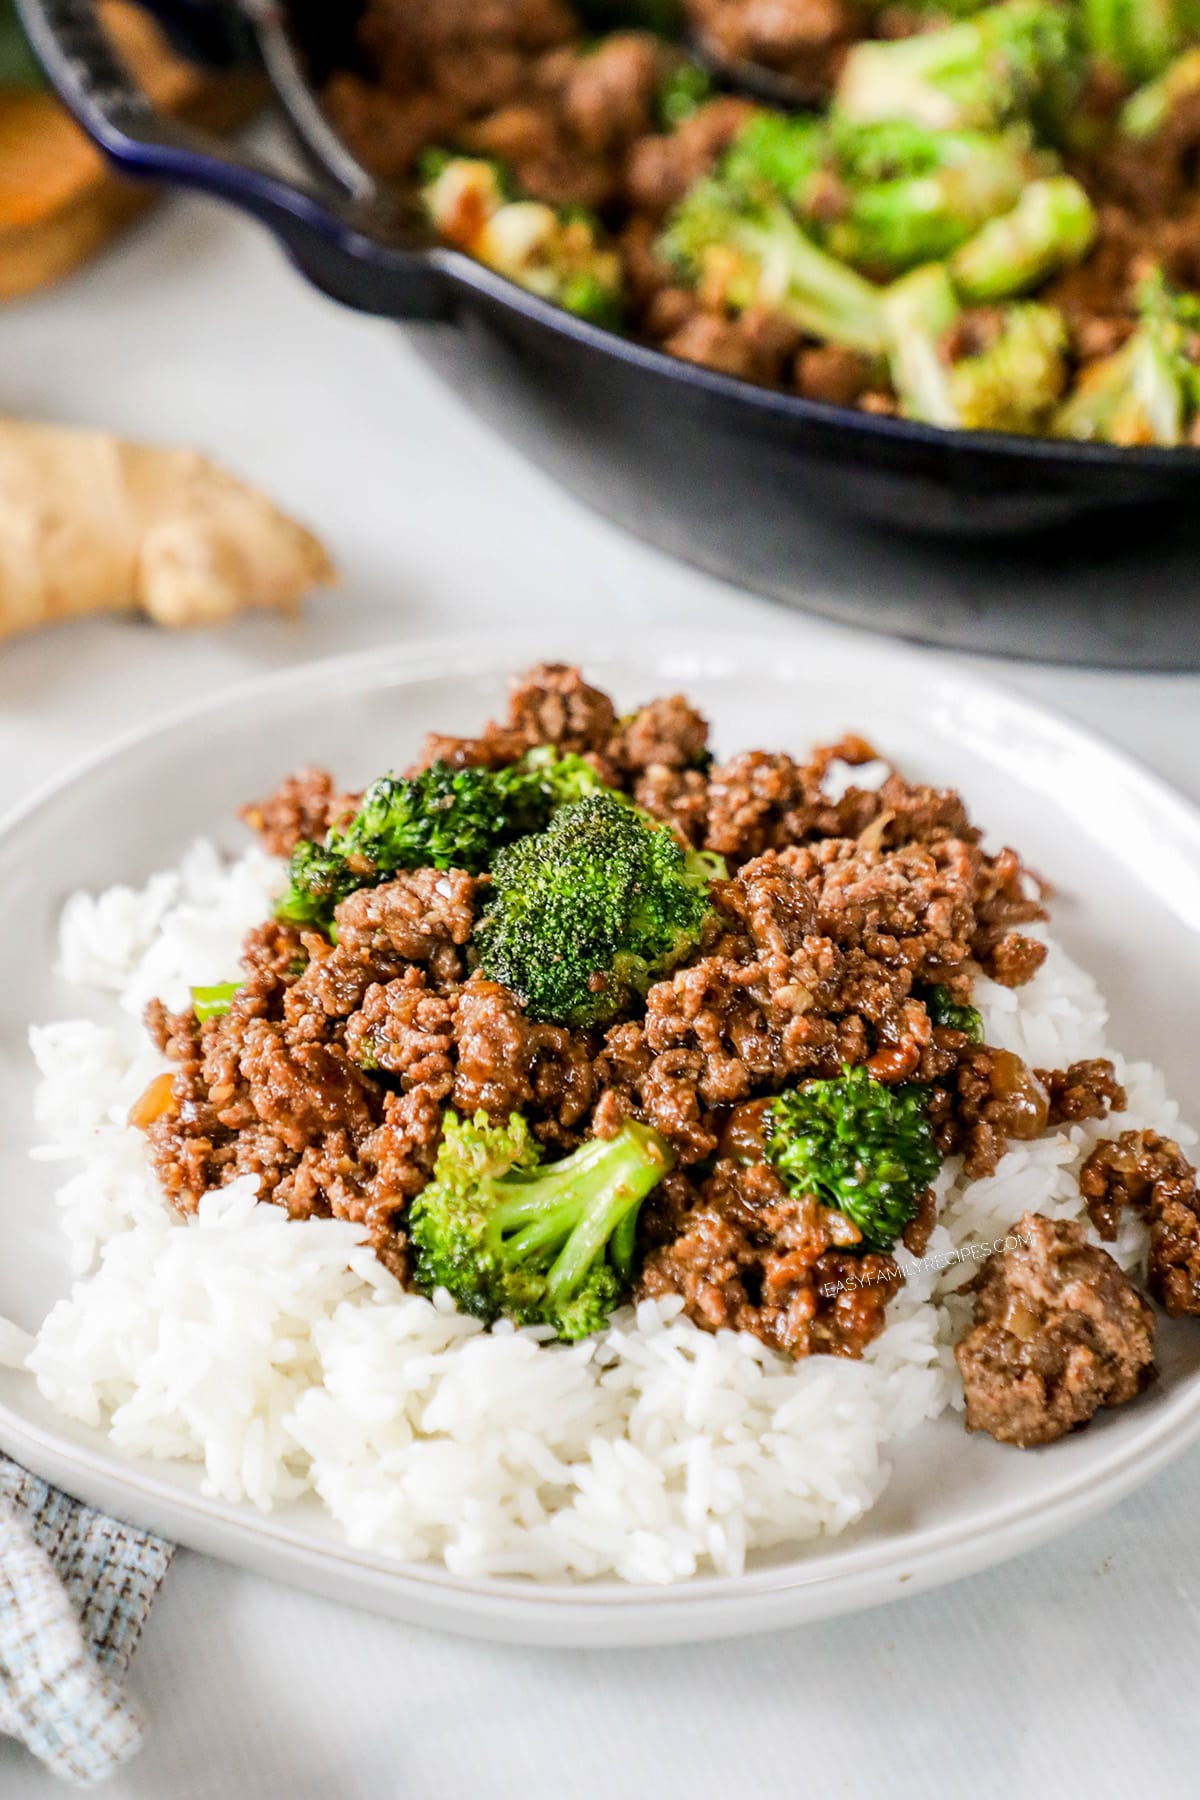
left=0, top=1458, right=172, bottom=1786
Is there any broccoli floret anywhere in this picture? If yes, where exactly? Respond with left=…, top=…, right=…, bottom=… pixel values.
left=923, top=984, right=984, bottom=1041
left=719, top=113, right=1041, bottom=277
left=949, top=176, right=1097, bottom=301
left=835, top=0, right=1079, bottom=133
left=821, top=122, right=1045, bottom=276
left=1054, top=267, right=1200, bottom=444
left=655, top=59, right=715, bottom=129
left=409, top=1110, right=674, bottom=1339
left=763, top=1065, right=941, bottom=1251
left=421, top=154, right=624, bottom=327
left=192, top=982, right=242, bottom=1022
left=883, top=263, right=1067, bottom=431
left=721, top=112, right=830, bottom=204
left=659, top=175, right=887, bottom=351
left=276, top=750, right=605, bottom=931
left=1078, top=0, right=1199, bottom=88
left=1120, top=44, right=1200, bottom=136
left=474, top=790, right=720, bottom=1027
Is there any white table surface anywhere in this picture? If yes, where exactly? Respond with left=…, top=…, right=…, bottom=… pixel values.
left=2, top=184, right=1199, bottom=1800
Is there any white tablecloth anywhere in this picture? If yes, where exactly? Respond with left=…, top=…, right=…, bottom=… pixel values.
left=2, top=186, right=1198, bottom=1800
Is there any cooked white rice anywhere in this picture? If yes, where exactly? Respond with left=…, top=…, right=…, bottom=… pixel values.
left=2, top=842, right=1192, bottom=1584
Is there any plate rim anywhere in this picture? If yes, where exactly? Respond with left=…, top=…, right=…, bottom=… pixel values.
left=4, top=628, right=1200, bottom=1636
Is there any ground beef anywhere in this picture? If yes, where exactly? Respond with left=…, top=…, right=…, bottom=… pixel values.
left=684, top=0, right=865, bottom=87
left=241, top=767, right=359, bottom=858
left=794, top=343, right=875, bottom=407
left=955, top=1212, right=1157, bottom=1446
left=140, top=665, right=1061, bottom=1357
left=611, top=693, right=710, bottom=772
left=929, top=1047, right=1051, bottom=1180
left=322, top=75, right=462, bottom=183
left=507, top=659, right=618, bottom=754
left=345, top=969, right=456, bottom=1093
left=633, top=765, right=712, bottom=843
left=410, top=660, right=620, bottom=775
left=1040, top=1059, right=1127, bottom=1127
left=460, top=34, right=674, bottom=209
left=1080, top=1131, right=1200, bottom=1318
left=624, top=96, right=758, bottom=217
left=662, top=308, right=805, bottom=385
left=638, top=1153, right=899, bottom=1357
left=930, top=1052, right=1122, bottom=1181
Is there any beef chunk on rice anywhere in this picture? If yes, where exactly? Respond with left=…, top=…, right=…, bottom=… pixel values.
left=956, top=1212, right=1157, bottom=1447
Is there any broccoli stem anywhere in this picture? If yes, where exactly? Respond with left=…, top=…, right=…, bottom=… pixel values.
left=490, top=1123, right=671, bottom=1306
left=949, top=177, right=1096, bottom=302
left=882, top=264, right=964, bottom=427
left=723, top=204, right=888, bottom=350
left=1120, top=45, right=1200, bottom=137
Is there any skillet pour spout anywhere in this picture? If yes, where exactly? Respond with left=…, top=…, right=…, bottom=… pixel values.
left=15, top=0, right=1200, bottom=666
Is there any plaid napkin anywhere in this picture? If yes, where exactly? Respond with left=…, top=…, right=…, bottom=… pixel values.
left=0, top=1458, right=172, bottom=1786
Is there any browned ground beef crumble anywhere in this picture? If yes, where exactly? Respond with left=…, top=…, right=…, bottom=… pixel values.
left=140, top=663, right=1161, bottom=1435
left=319, top=1, right=1200, bottom=425
left=955, top=1212, right=1157, bottom=1447
left=1081, top=1130, right=1200, bottom=1317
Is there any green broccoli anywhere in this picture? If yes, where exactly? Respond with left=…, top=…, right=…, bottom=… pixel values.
left=276, top=750, right=605, bottom=931
left=821, top=122, right=1045, bottom=276
left=655, top=58, right=716, bottom=129
left=883, top=262, right=1068, bottom=431
left=409, top=1109, right=674, bottom=1340
left=719, top=112, right=1042, bottom=278
left=835, top=0, right=1078, bottom=133
left=949, top=176, right=1097, bottom=301
left=763, top=1065, right=942, bottom=1251
left=923, top=984, right=984, bottom=1041
left=1054, top=267, right=1200, bottom=445
left=473, top=790, right=720, bottom=1028
left=720, top=111, right=829, bottom=205
left=659, top=176, right=887, bottom=352
left=1077, top=0, right=1200, bottom=89
left=191, top=982, right=242, bottom=1022
left=1120, top=44, right=1200, bottom=136
left=421, top=154, right=624, bottom=328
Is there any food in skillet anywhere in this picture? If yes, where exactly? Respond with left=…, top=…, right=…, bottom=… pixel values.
left=8, top=663, right=1197, bottom=1582
left=323, top=0, right=1200, bottom=445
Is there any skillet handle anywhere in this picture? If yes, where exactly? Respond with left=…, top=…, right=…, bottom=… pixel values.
left=14, top=0, right=454, bottom=321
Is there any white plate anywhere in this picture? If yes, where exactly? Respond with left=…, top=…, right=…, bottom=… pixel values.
left=3, top=633, right=1200, bottom=1647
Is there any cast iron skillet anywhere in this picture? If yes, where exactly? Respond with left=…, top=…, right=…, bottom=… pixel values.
left=15, top=0, right=1200, bottom=630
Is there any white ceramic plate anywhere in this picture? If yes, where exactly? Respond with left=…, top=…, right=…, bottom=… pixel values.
left=3, top=633, right=1200, bottom=1647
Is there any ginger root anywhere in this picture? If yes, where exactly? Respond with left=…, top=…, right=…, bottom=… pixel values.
left=0, top=418, right=335, bottom=638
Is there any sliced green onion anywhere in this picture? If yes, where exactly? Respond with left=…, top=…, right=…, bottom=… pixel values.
left=192, top=981, right=242, bottom=1022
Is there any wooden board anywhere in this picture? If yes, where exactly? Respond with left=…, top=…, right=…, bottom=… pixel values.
left=0, top=3, right=262, bottom=301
